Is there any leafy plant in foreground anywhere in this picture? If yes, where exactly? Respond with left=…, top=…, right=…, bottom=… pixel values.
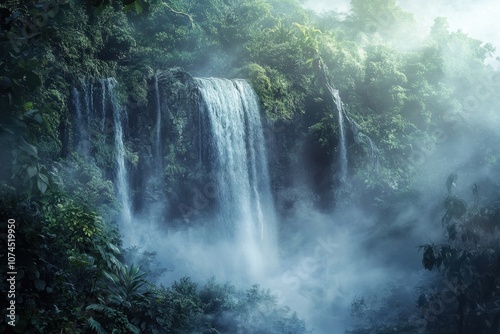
left=418, top=175, right=500, bottom=334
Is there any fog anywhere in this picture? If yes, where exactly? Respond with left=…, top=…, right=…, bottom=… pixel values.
left=3, top=1, right=499, bottom=333
left=303, top=0, right=500, bottom=68
left=117, top=94, right=489, bottom=334
left=119, top=1, right=500, bottom=333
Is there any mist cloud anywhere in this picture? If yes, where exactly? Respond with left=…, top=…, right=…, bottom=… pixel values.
left=303, top=0, right=500, bottom=68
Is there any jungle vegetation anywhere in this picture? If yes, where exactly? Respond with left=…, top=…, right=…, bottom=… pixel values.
left=1, top=0, right=499, bottom=333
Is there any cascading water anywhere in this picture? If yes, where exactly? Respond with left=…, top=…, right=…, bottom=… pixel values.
left=100, top=79, right=107, bottom=131
left=321, top=60, right=379, bottom=189
left=107, top=79, right=132, bottom=228
left=71, top=86, right=90, bottom=154
left=336, top=94, right=380, bottom=172
left=153, top=75, right=162, bottom=170
left=81, top=78, right=93, bottom=126
left=195, top=77, right=278, bottom=276
left=329, top=86, right=349, bottom=183
left=136, top=74, right=167, bottom=224
left=71, top=78, right=133, bottom=232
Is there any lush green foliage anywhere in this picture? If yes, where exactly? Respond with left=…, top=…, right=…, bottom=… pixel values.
left=418, top=177, right=500, bottom=333
left=0, top=184, right=308, bottom=333
left=1, top=0, right=500, bottom=333
left=147, top=278, right=307, bottom=333
left=3, top=0, right=497, bottom=196
left=0, top=185, right=122, bottom=333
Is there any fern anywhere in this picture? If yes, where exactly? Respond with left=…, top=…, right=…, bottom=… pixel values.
left=126, top=322, right=140, bottom=334
left=88, top=316, right=107, bottom=334
left=86, top=304, right=117, bottom=317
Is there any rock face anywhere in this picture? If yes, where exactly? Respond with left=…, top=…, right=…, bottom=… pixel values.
left=128, top=68, right=203, bottom=221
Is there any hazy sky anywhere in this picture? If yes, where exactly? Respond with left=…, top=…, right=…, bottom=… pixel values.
left=303, top=0, right=500, bottom=64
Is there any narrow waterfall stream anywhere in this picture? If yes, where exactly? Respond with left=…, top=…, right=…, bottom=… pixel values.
left=108, top=79, right=132, bottom=229
left=329, top=85, right=349, bottom=183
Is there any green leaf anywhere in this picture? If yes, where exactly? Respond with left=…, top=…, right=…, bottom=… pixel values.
left=22, top=102, right=34, bottom=111
left=20, top=139, right=38, bottom=157
left=26, top=165, right=37, bottom=178
left=37, top=176, right=48, bottom=193
left=39, top=173, right=48, bottom=184
left=88, top=317, right=107, bottom=334
left=126, top=323, right=140, bottom=334
left=103, top=270, right=118, bottom=283
left=107, top=242, right=121, bottom=254
left=134, top=1, right=143, bottom=13
left=124, top=3, right=134, bottom=11
left=26, top=57, right=38, bottom=68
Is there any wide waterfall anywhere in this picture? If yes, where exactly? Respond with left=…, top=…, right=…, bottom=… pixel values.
left=195, top=77, right=278, bottom=276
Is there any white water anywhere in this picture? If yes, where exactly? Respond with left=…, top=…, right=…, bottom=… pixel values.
left=107, top=79, right=133, bottom=230
left=154, top=75, right=162, bottom=169
left=330, top=86, right=349, bottom=183
left=72, top=78, right=133, bottom=231
left=195, top=77, right=278, bottom=278
left=321, top=59, right=379, bottom=188
left=100, top=79, right=107, bottom=131
left=81, top=78, right=93, bottom=126
left=72, top=87, right=90, bottom=154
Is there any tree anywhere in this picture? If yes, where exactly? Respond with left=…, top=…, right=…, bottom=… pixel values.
left=418, top=178, right=500, bottom=333
left=347, top=0, right=416, bottom=43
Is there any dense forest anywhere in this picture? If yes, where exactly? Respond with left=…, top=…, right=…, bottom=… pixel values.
left=1, top=0, right=499, bottom=333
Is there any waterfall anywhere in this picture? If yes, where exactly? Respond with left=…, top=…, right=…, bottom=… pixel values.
left=100, top=79, right=107, bottom=131
left=320, top=60, right=379, bottom=188
left=72, top=87, right=90, bottom=154
left=195, top=77, right=278, bottom=275
left=107, top=79, right=132, bottom=227
left=339, top=94, right=379, bottom=171
left=71, top=78, right=132, bottom=227
left=329, top=86, right=379, bottom=179
left=154, top=75, right=162, bottom=169
left=81, top=78, right=93, bottom=126
left=329, top=86, right=348, bottom=183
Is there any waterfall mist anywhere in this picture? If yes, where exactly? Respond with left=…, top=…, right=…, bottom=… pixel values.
left=6, top=0, right=500, bottom=332
left=68, top=69, right=500, bottom=333
left=98, top=75, right=434, bottom=333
